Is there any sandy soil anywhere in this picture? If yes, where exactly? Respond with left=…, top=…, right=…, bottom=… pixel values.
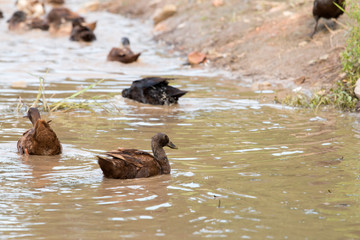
left=97, top=0, right=348, bottom=91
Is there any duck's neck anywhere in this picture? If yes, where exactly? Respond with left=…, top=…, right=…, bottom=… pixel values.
left=152, top=143, right=171, bottom=174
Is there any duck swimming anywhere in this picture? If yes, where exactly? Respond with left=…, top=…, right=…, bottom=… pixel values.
left=7, top=10, right=49, bottom=31
left=17, top=107, right=62, bottom=155
left=107, top=37, right=141, bottom=64
left=311, top=0, right=345, bottom=38
left=70, top=18, right=96, bottom=42
left=47, top=7, right=84, bottom=27
left=122, top=77, right=187, bottom=105
left=98, top=133, right=177, bottom=179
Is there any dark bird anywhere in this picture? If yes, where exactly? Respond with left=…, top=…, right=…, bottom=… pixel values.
left=7, top=10, right=27, bottom=30
left=122, top=77, right=187, bottom=105
left=17, top=108, right=62, bottom=155
left=47, top=7, right=84, bottom=26
left=98, top=133, right=177, bottom=179
left=107, top=37, right=141, bottom=64
left=0, top=10, right=4, bottom=19
left=28, top=17, right=49, bottom=31
left=70, top=18, right=96, bottom=42
left=311, top=0, right=345, bottom=38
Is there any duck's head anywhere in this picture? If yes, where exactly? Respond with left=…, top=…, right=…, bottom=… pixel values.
left=121, top=88, right=130, bottom=98
left=71, top=18, right=83, bottom=28
left=25, top=107, right=41, bottom=126
left=152, top=133, right=177, bottom=149
left=121, top=37, right=130, bottom=47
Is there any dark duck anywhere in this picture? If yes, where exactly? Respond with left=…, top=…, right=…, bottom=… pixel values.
left=311, top=0, right=345, bottom=38
left=47, top=7, right=84, bottom=26
left=70, top=18, right=96, bottom=42
left=122, top=77, right=187, bottom=105
left=107, top=37, right=141, bottom=64
left=98, top=133, right=177, bottom=179
left=17, top=108, right=62, bottom=155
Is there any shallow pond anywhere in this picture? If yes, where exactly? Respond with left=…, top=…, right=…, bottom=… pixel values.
left=0, top=0, right=360, bottom=239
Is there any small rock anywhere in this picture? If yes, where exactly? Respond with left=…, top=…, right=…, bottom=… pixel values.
left=212, top=0, right=225, bottom=7
left=153, top=22, right=167, bottom=32
left=354, top=78, right=360, bottom=99
left=11, top=81, right=27, bottom=89
left=319, top=54, right=329, bottom=61
left=188, top=51, right=207, bottom=65
left=298, top=41, right=307, bottom=47
left=153, top=4, right=177, bottom=25
left=294, top=76, right=306, bottom=85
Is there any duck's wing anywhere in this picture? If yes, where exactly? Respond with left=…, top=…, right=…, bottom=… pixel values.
left=105, top=148, right=155, bottom=168
left=132, top=77, right=174, bottom=89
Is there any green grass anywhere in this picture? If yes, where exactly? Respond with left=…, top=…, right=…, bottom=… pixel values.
left=22, top=77, right=108, bottom=112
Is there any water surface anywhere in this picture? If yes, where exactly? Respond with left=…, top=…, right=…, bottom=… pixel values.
left=0, top=0, right=360, bottom=239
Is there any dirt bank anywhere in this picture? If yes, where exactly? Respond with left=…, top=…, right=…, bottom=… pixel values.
left=98, top=0, right=348, bottom=91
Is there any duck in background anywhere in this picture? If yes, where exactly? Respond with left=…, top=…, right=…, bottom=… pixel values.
left=0, top=10, right=4, bottom=19
left=122, top=77, right=187, bottom=105
left=70, top=18, right=96, bottom=42
left=98, top=133, right=177, bottom=179
left=311, top=0, right=345, bottom=38
left=17, top=108, right=62, bottom=156
left=107, top=37, right=141, bottom=64
left=7, top=10, right=49, bottom=31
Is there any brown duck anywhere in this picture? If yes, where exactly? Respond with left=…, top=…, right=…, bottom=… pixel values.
left=70, top=18, right=96, bottom=42
left=98, top=133, right=177, bottom=179
left=17, top=108, right=62, bottom=155
left=107, top=37, right=141, bottom=64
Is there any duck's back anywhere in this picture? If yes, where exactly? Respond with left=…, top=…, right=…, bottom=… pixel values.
left=107, top=47, right=140, bottom=63
left=98, top=148, right=162, bottom=179
left=313, top=0, right=345, bottom=19
left=17, top=119, right=62, bottom=155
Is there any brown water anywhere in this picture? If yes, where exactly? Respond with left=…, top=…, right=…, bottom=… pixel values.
left=1, top=1, right=360, bottom=239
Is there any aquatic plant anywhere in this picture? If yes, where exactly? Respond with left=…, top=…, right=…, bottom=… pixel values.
left=31, top=76, right=107, bottom=112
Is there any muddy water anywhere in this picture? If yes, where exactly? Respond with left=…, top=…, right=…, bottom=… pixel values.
left=1, top=1, right=360, bottom=239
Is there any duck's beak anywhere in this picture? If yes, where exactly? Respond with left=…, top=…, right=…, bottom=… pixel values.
left=167, top=141, right=178, bottom=149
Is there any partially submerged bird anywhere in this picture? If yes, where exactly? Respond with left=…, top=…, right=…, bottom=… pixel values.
left=7, top=11, right=27, bottom=31
left=107, top=37, right=141, bottom=64
left=17, top=108, right=62, bottom=155
left=47, top=7, right=84, bottom=27
left=0, top=10, right=4, bottom=19
left=311, top=0, right=345, bottom=38
left=98, top=133, right=177, bottom=179
left=7, top=10, right=49, bottom=31
left=70, top=18, right=96, bottom=42
left=122, top=77, right=187, bottom=105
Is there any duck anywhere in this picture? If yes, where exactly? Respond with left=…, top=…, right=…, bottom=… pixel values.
left=107, top=37, right=141, bottom=64
left=122, top=77, right=187, bottom=105
left=0, top=10, right=4, bottom=19
left=16, top=0, right=45, bottom=18
left=69, top=18, right=96, bottom=42
left=47, top=7, right=84, bottom=27
left=311, top=0, right=345, bottom=38
left=7, top=11, right=27, bottom=31
left=46, top=0, right=65, bottom=5
left=7, top=10, right=49, bottom=31
left=98, top=133, right=177, bottom=179
left=17, top=107, right=62, bottom=155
